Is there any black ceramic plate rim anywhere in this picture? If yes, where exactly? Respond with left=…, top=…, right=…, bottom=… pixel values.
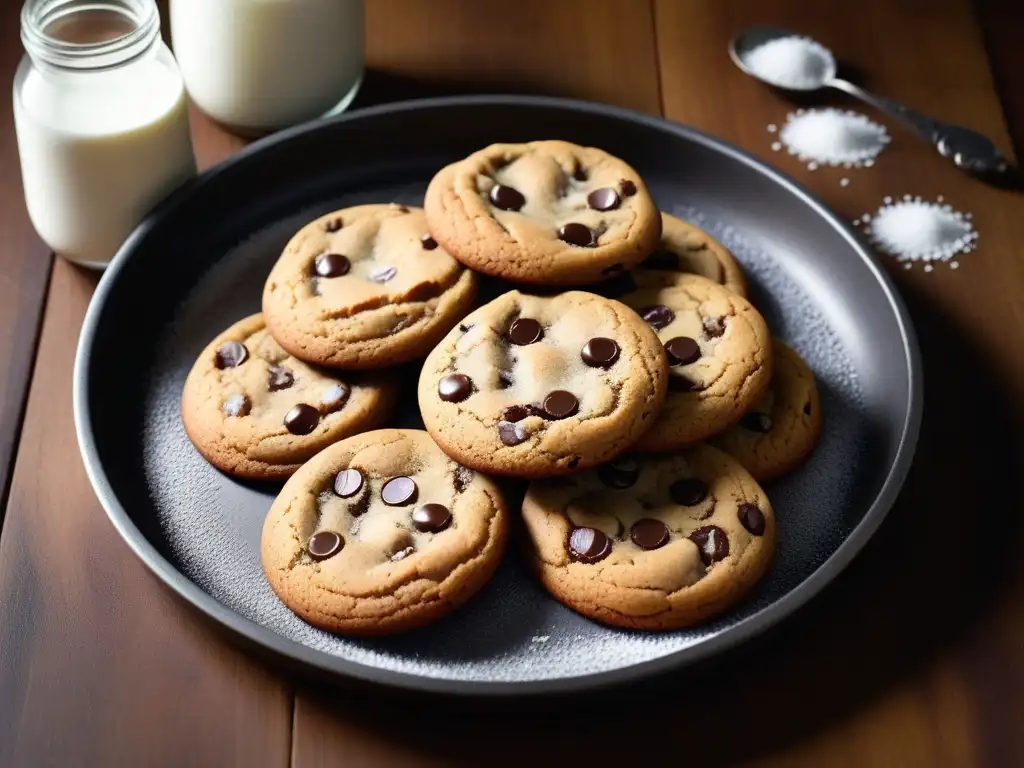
left=73, top=94, right=923, bottom=697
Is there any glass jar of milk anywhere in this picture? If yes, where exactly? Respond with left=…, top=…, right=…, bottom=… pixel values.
left=13, top=0, right=196, bottom=269
left=170, top=0, right=364, bottom=136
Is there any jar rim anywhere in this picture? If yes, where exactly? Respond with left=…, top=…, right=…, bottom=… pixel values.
left=21, top=0, right=160, bottom=72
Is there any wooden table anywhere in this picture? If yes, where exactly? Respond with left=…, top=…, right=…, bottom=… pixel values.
left=2, top=1, right=1022, bottom=765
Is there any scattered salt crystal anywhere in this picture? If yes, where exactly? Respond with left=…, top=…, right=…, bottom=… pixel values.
left=883, top=196, right=893, bottom=204
left=860, top=214, right=871, bottom=222
left=951, top=261, right=960, bottom=269
left=778, top=108, right=890, bottom=167
left=923, top=264, right=934, bottom=273
left=807, top=161, right=819, bottom=171
left=864, top=159, right=875, bottom=167
left=741, top=36, right=834, bottom=90
left=771, top=141, right=782, bottom=151
left=840, top=177, right=850, bottom=187
left=767, top=124, right=778, bottom=133
left=937, top=195, right=944, bottom=202
left=860, top=197, right=977, bottom=263
left=903, top=262, right=913, bottom=270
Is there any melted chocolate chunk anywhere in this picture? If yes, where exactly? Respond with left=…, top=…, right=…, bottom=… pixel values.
left=558, top=222, right=596, bottom=247
left=581, top=337, right=620, bottom=367
left=587, top=187, right=620, bottom=211
left=420, top=234, right=438, bottom=250
left=381, top=476, right=417, bottom=506
left=620, top=179, right=637, bottom=196
left=542, top=390, right=579, bottom=419
left=215, top=341, right=248, bottom=369
left=689, top=525, right=729, bottom=565
left=598, top=456, right=640, bottom=489
left=314, top=252, right=350, bottom=278
left=319, top=382, right=350, bottom=414
left=268, top=366, right=294, bottom=392
left=568, top=527, right=612, bottom=563
left=702, top=316, right=727, bottom=338
left=438, top=373, right=472, bottom=402
left=284, top=404, right=320, bottom=435
left=665, top=336, right=701, bottom=366
left=508, top=317, right=543, bottom=345
left=639, top=305, right=675, bottom=330
left=307, top=531, right=344, bottom=560
left=489, top=184, right=526, bottom=211
left=333, top=468, right=364, bottom=498
left=412, top=503, right=452, bottom=533
left=738, top=503, right=766, bottom=536
left=498, top=421, right=528, bottom=446
left=630, top=518, right=670, bottom=550
left=669, top=478, right=708, bottom=506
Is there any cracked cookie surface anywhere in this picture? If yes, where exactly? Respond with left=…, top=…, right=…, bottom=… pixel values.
left=713, top=339, right=821, bottom=481
left=424, top=140, right=661, bottom=285
left=417, top=290, right=668, bottom=478
left=632, top=212, right=748, bottom=297
left=260, top=429, right=508, bottom=635
left=620, top=275, right=772, bottom=450
left=181, top=313, right=398, bottom=480
left=522, top=445, right=775, bottom=630
left=262, top=204, right=477, bottom=370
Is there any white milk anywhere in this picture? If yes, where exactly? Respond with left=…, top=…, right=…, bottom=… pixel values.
left=171, top=0, right=364, bottom=134
left=14, top=2, right=196, bottom=268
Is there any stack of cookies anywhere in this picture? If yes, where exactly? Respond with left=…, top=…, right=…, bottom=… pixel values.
left=181, top=140, right=821, bottom=636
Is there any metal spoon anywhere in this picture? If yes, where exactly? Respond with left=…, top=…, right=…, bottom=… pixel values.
left=729, top=26, right=1011, bottom=177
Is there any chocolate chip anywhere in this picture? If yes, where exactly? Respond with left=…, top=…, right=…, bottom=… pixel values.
left=458, top=323, right=472, bottom=333
left=543, top=390, right=579, bottom=419
left=740, top=412, right=773, bottom=433
left=412, top=503, right=452, bottom=533
left=804, top=401, right=812, bottom=416
left=558, top=223, right=596, bottom=247
left=497, top=372, right=514, bottom=389
left=620, top=179, right=637, bottom=196
left=438, top=373, right=472, bottom=402
left=640, top=305, right=675, bottom=330
left=497, top=421, right=529, bottom=446
left=669, top=478, right=708, bottom=506
left=581, top=337, right=620, bottom=367
left=501, top=405, right=532, bottom=422
left=268, top=366, right=294, bottom=392
left=215, top=341, right=248, bottom=369
left=308, top=531, right=343, bottom=560
left=382, top=476, right=417, bottom=506
left=284, top=404, right=320, bottom=435
left=669, top=374, right=700, bottom=393
left=369, top=265, right=397, bottom=283
left=420, top=234, right=438, bottom=250
left=568, top=527, right=612, bottom=563
left=333, top=468, right=364, bottom=498
left=738, top=503, right=766, bottom=535
left=587, top=187, right=621, bottom=211
left=642, top=250, right=678, bottom=270
left=314, top=252, right=350, bottom=278
left=324, top=217, right=343, bottom=233
left=319, top=382, right=350, bottom=413
left=391, top=546, right=415, bottom=562
left=631, top=518, right=670, bottom=550
left=222, top=393, right=250, bottom=417
left=598, top=456, right=640, bottom=489
left=573, top=164, right=587, bottom=181
left=508, top=317, right=543, bottom=345
left=665, top=337, right=701, bottom=366
left=689, top=525, right=729, bottom=565
left=703, top=316, right=727, bottom=338
left=489, top=184, right=526, bottom=211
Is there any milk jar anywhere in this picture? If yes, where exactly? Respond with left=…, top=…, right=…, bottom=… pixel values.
left=170, top=0, right=365, bottom=135
left=13, top=0, right=196, bottom=269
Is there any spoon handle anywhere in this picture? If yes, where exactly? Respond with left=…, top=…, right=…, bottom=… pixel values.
left=828, top=78, right=1010, bottom=175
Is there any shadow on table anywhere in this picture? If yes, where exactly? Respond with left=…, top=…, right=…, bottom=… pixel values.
left=294, top=276, right=1022, bottom=765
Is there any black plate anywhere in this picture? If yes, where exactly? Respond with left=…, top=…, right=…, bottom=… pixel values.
left=74, top=96, right=921, bottom=696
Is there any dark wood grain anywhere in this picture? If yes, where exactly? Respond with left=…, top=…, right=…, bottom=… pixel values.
left=0, top=2, right=53, bottom=524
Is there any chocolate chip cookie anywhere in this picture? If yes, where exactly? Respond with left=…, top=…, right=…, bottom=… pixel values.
left=262, top=204, right=477, bottom=370
left=424, top=141, right=661, bottom=285
left=260, top=429, right=508, bottom=635
left=713, top=340, right=821, bottom=481
left=620, top=275, right=772, bottom=450
left=418, top=290, right=668, bottom=478
left=181, top=314, right=398, bottom=479
left=522, top=445, right=775, bottom=630
left=632, top=212, right=748, bottom=297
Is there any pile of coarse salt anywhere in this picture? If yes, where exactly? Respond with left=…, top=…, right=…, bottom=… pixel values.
left=741, top=35, right=834, bottom=90
left=859, top=195, right=977, bottom=271
left=772, top=108, right=890, bottom=169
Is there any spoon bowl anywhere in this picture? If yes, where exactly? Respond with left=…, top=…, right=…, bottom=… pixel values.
left=728, top=26, right=837, bottom=92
